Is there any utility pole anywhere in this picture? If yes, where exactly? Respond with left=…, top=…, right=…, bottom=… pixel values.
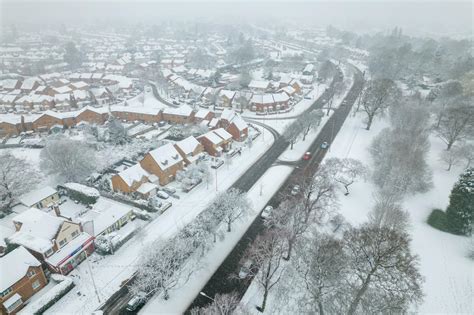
left=85, top=248, right=101, bottom=304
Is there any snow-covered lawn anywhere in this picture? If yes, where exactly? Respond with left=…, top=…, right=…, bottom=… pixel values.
left=45, top=128, right=275, bottom=314
left=241, top=112, right=473, bottom=314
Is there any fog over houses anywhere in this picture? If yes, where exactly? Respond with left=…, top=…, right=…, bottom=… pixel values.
left=0, top=0, right=472, bottom=314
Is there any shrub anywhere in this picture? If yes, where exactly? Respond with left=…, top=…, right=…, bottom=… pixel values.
left=427, top=209, right=450, bottom=232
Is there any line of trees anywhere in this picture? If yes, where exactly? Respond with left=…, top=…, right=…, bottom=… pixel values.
left=283, top=109, right=324, bottom=149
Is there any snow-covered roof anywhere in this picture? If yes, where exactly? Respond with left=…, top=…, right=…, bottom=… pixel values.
left=208, top=118, right=219, bottom=128
left=231, top=115, right=248, bottom=131
left=53, top=85, right=72, bottom=94
left=250, top=94, right=275, bottom=105
left=148, top=143, right=183, bottom=170
left=195, top=109, right=211, bottom=119
left=303, top=64, right=314, bottom=73
left=163, top=104, right=193, bottom=117
left=63, top=183, right=99, bottom=198
left=272, top=93, right=290, bottom=102
left=219, top=90, right=236, bottom=99
left=117, top=164, right=149, bottom=187
left=136, top=182, right=158, bottom=195
left=213, top=128, right=233, bottom=141
left=175, top=136, right=200, bottom=155
left=199, top=130, right=223, bottom=145
left=19, top=186, right=57, bottom=207
left=0, top=246, right=41, bottom=292
left=248, top=80, right=270, bottom=89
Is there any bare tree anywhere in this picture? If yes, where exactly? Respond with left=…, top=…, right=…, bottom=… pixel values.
left=458, top=144, right=474, bottom=169
left=368, top=189, right=410, bottom=232
left=211, top=188, right=251, bottom=232
left=295, top=233, right=348, bottom=315
left=0, top=153, right=40, bottom=213
left=241, top=230, right=286, bottom=312
left=324, top=158, right=368, bottom=195
left=266, top=200, right=308, bottom=261
left=300, top=110, right=324, bottom=141
left=283, top=121, right=303, bottom=150
left=360, top=79, right=400, bottom=130
left=439, top=146, right=462, bottom=171
left=40, top=138, right=97, bottom=182
left=435, top=99, right=474, bottom=150
left=190, top=292, right=241, bottom=315
left=344, top=225, right=424, bottom=315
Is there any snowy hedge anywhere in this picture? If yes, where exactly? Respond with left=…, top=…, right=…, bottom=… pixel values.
left=59, top=183, right=100, bottom=205
left=19, top=275, right=74, bottom=315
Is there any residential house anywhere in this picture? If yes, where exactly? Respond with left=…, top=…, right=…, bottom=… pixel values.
left=19, top=187, right=59, bottom=209
left=218, top=90, right=236, bottom=107
left=197, top=128, right=233, bottom=156
left=111, top=164, right=150, bottom=194
left=162, top=105, right=194, bottom=124
left=193, top=109, right=214, bottom=123
left=140, top=143, right=184, bottom=185
left=220, top=109, right=248, bottom=141
left=0, top=247, right=48, bottom=315
left=248, top=80, right=270, bottom=92
left=174, top=136, right=204, bottom=165
left=8, top=208, right=94, bottom=275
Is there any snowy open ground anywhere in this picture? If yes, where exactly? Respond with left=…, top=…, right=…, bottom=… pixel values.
left=44, top=127, right=274, bottom=314
left=240, top=112, right=473, bottom=314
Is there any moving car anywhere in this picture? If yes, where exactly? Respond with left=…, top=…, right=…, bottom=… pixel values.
left=239, top=260, right=253, bottom=279
left=302, top=152, right=312, bottom=160
left=261, top=206, right=273, bottom=219
left=126, top=292, right=146, bottom=312
left=321, top=141, right=329, bottom=149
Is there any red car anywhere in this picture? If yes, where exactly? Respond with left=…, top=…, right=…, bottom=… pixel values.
left=302, top=152, right=312, bottom=160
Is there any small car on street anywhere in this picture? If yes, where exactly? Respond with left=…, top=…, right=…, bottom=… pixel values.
left=321, top=141, right=329, bottom=149
left=302, top=152, right=312, bottom=160
left=261, top=205, right=273, bottom=219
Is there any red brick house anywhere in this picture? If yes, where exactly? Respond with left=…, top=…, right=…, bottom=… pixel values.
left=174, top=136, right=204, bottom=165
left=197, top=128, right=233, bottom=156
left=140, top=143, right=184, bottom=185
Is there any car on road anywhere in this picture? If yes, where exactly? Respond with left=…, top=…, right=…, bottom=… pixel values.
left=157, top=191, right=170, bottom=199
left=304, top=95, right=311, bottom=100
left=321, top=141, right=329, bottom=149
left=126, top=292, right=146, bottom=312
left=302, top=152, right=312, bottom=160
left=341, top=99, right=347, bottom=106
left=261, top=205, right=273, bottom=219
left=239, top=260, right=253, bottom=279
left=291, top=185, right=301, bottom=196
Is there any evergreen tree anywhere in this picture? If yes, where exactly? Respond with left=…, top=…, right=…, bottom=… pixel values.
left=446, top=168, right=474, bottom=235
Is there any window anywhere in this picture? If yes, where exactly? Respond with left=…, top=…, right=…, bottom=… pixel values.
left=27, top=269, right=36, bottom=278
left=6, top=298, right=22, bottom=313
left=59, top=239, right=67, bottom=248
left=32, top=280, right=41, bottom=290
left=71, top=230, right=79, bottom=238
left=44, top=248, right=54, bottom=257
left=0, top=287, right=12, bottom=298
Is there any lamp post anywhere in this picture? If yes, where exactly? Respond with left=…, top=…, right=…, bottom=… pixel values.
left=199, top=291, right=215, bottom=302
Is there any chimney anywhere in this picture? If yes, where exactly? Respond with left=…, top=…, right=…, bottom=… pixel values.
left=53, top=204, right=61, bottom=217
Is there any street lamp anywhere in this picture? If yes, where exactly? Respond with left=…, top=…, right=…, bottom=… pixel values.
left=199, top=291, right=215, bottom=302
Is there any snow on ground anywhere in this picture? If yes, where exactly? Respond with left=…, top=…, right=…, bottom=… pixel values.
left=45, top=129, right=275, bottom=314
left=241, top=112, right=473, bottom=314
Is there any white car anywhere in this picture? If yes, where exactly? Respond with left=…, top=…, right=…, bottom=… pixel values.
left=321, top=141, right=329, bottom=149
left=156, top=191, right=170, bottom=199
left=261, top=206, right=273, bottom=219
left=291, top=185, right=301, bottom=196
left=239, top=260, right=253, bottom=279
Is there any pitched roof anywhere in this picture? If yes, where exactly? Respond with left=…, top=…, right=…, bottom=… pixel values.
left=175, top=136, right=200, bottom=155
left=19, top=186, right=57, bottom=207
left=213, top=128, right=233, bottom=141
left=0, top=246, right=41, bottom=292
left=148, top=143, right=183, bottom=170
left=117, top=164, right=149, bottom=187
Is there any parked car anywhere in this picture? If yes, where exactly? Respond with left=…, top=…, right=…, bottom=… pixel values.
left=291, top=185, right=301, bottom=196
left=126, top=292, right=146, bottom=312
left=239, top=260, right=253, bottom=279
left=321, top=141, right=329, bottom=149
left=211, top=159, right=224, bottom=169
left=304, top=95, right=312, bottom=100
left=158, top=201, right=172, bottom=214
left=261, top=206, right=273, bottom=219
left=162, top=187, right=176, bottom=195
left=158, top=121, right=167, bottom=127
left=157, top=191, right=170, bottom=199
left=302, top=152, right=312, bottom=160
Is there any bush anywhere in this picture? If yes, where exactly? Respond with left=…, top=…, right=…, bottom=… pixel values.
left=427, top=209, right=450, bottom=232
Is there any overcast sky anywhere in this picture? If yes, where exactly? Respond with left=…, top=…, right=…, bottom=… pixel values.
left=1, top=1, right=472, bottom=38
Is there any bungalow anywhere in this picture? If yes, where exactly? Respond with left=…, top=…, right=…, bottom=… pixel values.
left=32, top=111, right=64, bottom=131
left=140, top=143, right=184, bottom=186
left=174, top=136, right=204, bottom=165
left=111, top=164, right=150, bottom=194
left=8, top=208, right=94, bottom=275
left=0, top=247, right=48, bottom=315
left=19, top=186, right=59, bottom=209
left=197, top=128, right=233, bottom=156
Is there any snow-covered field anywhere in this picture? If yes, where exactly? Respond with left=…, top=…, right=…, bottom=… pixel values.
left=241, top=112, right=473, bottom=314
left=45, top=127, right=275, bottom=314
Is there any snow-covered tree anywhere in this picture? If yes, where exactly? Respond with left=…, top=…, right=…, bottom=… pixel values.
left=241, top=230, right=286, bottom=312
left=360, top=79, right=400, bottom=130
left=435, top=99, right=473, bottom=150
left=40, top=138, right=97, bottom=182
left=439, top=146, right=462, bottom=171
left=190, top=292, right=240, bottom=315
left=446, top=168, right=473, bottom=235
left=368, top=190, right=409, bottom=232
left=300, top=110, right=324, bottom=141
left=283, top=121, right=303, bottom=150
left=210, top=188, right=251, bottom=232
left=324, top=158, right=368, bottom=195
left=266, top=200, right=308, bottom=261
left=107, top=116, right=129, bottom=145
left=458, top=143, right=474, bottom=169
left=343, top=224, right=424, bottom=314
left=0, top=153, right=40, bottom=214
